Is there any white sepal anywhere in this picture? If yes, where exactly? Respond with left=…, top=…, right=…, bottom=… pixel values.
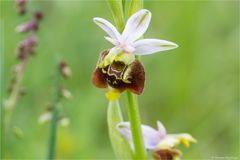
left=93, top=17, right=121, bottom=40
left=116, top=122, right=161, bottom=151
left=133, top=39, right=178, bottom=55
left=121, top=9, right=152, bottom=43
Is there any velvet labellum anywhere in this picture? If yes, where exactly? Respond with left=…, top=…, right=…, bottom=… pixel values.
left=153, top=148, right=181, bottom=160
left=92, top=49, right=145, bottom=95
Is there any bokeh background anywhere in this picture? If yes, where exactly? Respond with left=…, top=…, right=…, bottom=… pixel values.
left=1, top=0, right=239, bottom=159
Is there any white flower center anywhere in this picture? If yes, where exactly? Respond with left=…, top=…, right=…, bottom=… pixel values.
left=118, top=43, right=135, bottom=53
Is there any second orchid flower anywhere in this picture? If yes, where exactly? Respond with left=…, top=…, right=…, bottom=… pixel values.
left=117, top=121, right=196, bottom=159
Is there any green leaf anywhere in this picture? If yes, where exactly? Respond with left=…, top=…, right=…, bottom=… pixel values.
left=107, top=100, right=133, bottom=159
left=106, top=0, right=125, bottom=32
left=128, top=0, right=143, bottom=18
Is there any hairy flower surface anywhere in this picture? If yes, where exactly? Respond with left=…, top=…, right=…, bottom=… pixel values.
left=93, top=9, right=178, bottom=96
left=92, top=49, right=145, bottom=95
left=116, top=121, right=196, bottom=159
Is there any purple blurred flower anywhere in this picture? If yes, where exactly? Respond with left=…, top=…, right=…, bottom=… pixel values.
left=116, top=121, right=196, bottom=159
left=16, top=0, right=26, bottom=6
left=16, top=21, right=38, bottom=33
left=16, top=0, right=26, bottom=15
left=16, top=35, right=37, bottom=59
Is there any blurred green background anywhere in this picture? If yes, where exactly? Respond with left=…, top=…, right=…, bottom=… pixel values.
left=1, top=0, right=239, bottom=159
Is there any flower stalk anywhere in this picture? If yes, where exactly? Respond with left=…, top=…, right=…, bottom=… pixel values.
left=0, top=20, right=5, bottom=159
left=46, top=59, right=72, bottom=159
left=125, top=1, right=147, bottom=158
left=47, top=62, right=61, bottom=159
left=4, top=59, right=27, bottom=111
left=126, top=91, right=147, bottom=159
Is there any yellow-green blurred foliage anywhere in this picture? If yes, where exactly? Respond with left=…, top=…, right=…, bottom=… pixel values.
left=1, top=0, right=239, bottom=159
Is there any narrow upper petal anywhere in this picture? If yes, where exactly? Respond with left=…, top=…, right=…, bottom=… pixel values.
left=121, top=9, right=151, bottom=43
left=141, top=123, right=162, bottom=150
left=133, top=39, right=178, bottom=55
left=93, top=17, right=121, bottom=41
left=105, top=36, right=119, bottom=45
left=116, top=122, right=161, bottom=151
left=157, top=121, right=167, bottom=138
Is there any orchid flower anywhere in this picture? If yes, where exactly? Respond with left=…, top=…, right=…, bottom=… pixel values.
left=94, top=9, right=178, bottom=59
left=116, top=121, right=196, bottom=159
left=92, top=9, right=178, bottom=97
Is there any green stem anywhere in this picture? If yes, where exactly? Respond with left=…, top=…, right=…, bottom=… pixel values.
left=127, top=0, right=146, bottom=159
left=126, top=91, right=147, bottom=159
left=0, top=20, right=5, bottom=159
left=47, top=63, right=61, bottom=159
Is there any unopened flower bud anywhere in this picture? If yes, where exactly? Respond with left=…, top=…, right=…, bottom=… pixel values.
left=16, top=43, right=27, bottom=60
left=4, top=99, right=15, bottom=110
left=16, top=0, right=26, bottom=6
left=16, top=0, right=26, bottom=15
left=16, top=35, right=38, bottom=59
left=34, top=11, right=44, bottom=21
left=60, top=86, right=72, bottom=100
left=58, top=117, right=70, bottom=127
left=59, top=61, right=72, bottom=78
left=7, top=77, right=17, bottom=93
left=19, top=88, right=26, bottom=97
left=13, top=63, right=22, bottom=73
left=45, top=103, right=53, bottom=111
left=38, top=111, right=52, bottom=124
left=17, top=7, right=26, bottom=15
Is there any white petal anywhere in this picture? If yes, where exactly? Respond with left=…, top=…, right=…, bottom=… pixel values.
left=156, top=135, right=180, bottom=149
left=157, top=121, right=167, bottom=138
left=156, top=133, right=196, bottom=149
left=116, top=122, right=161, bottom=151
left=121, top=9, right=151, bottom=43
left=133, top=39, right=178, bottom=55
left=105, top=37, right=119, bottom=45
left=123, top=44, right=135, bottom=53
left=116, top=122, right=134, bottom=150
left=141, top=123, right=162, bottom=150
left=93, top=17, right=121, bottom=41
